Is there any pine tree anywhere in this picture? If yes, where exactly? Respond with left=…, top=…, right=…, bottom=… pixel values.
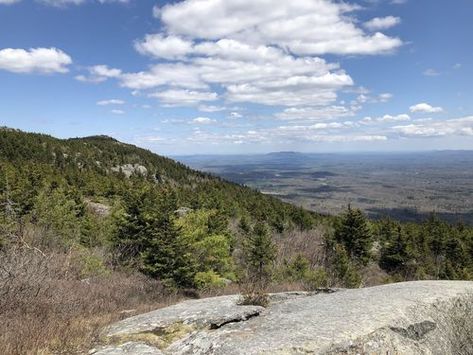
left=335, top=205, right=373, bottom=265
left=240, top=222, right=276, bottom=306
left=380, top=224, right=416, bottom=278
left=113, top=187, right=195, bottom=287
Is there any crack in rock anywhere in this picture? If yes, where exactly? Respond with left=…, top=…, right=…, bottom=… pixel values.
left=209, top=310, right=262, bottom=329
left=390, top=321, right=437, bottom=341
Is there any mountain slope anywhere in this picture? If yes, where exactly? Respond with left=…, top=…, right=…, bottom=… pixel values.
left=0, top=127, right=316, bottom=230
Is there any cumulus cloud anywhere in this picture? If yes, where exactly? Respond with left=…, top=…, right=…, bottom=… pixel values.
left=192, top=117, right=216, bottom=124
left=135, top=34, right=193, bottom=60
left=409, top=103, right=443, bottom=113
left=157, top=0, right=401, bottom=56
left=361, top=113, right=410, bottom=124
left=363, top=16, right=401, bottom=31
left=276, top=105, right=357, bottom=122
left=107, top=0, right=403, bottom=108
left=378, top=93, right=393, bottom=102
left=149, top=89, right=218, bottom=106
left=0, top=47, right=72, bottom=73
left=75, top=0, right=403, bottom=111
left=229, top=112, right=242, bottom=119
left=377, top=113, right=410, bottom=122
left=198, top=105, right=227, bottom=112
left=111, top=109, right=125, bottom=115
left=97, top=99, right=125, bottom=106
left=75, top=65, right=122, bottom=83
left=393, top=116, right=473, bottom=137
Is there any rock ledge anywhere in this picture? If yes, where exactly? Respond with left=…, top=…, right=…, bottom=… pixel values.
left=91, top=281, right=473, bottom=354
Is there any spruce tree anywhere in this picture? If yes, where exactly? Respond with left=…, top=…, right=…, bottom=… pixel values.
left=114, top=187, right=195, bottom=288
left=335, top=205, right=373, bottom=265
left=241, top=222, right=276, bottom=306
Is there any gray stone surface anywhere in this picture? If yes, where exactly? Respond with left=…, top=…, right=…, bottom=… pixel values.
left=105, top=295, right=265, bottom=337
left=93, top=281, right=473, bottom=354
left=111, top=164, right=148, bottom=178
left=91, top=342, right=163, bottom=355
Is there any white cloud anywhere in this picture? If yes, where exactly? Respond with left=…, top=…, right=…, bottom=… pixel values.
left=81, top=0, right=403, bottom=110
left=158, top=0, right=401, bottom=56
left=409, top=103, right=443, bottom=113
left=120, top=63, right=205, bottom=90
left=97, top=99, right=125, bottom=106
left=229, top=112, right=242, bottom=119
left=378, top=93, right=393, bottom=102
left=0, top=47, right=72, bottom=74
left=276, top=105, right=356, bottom=121
left=37, top=0, right=85, bottom=6
left=149, top=89, right=218, bottom=106
left=124, top=44, right=353, bottom=106
left=354, top=92, right=392, bottom=104
left=192, top=117, right=216, bottom=124
left=135, top=34, right=193, bottom=60
left=184, top=123, right=387, bottom=146
left=0, top=0, right=21, bottom=4
left=198, top=105, right=227, bottom=112
left=377, top=113, right=410, bottom=122
left=423, top=68, right=440, bottom=76
left=393, top=116, right=473, bottom=137
left=37, top=0, right=129, bottom=6
left=111, top=109, right=125, bottom=115
left=75, top=65, right=122, bottom=83
left=362, top=113, right=410, bottom=124
left=364, top=16, right=401, bottom=31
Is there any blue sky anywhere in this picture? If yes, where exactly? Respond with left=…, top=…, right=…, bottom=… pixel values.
left=0, top=0, right=472, bottom=155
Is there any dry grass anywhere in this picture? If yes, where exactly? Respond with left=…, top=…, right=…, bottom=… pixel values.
left=0, top=246, right=184, bottom=355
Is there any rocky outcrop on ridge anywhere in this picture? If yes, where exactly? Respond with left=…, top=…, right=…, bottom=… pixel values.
left=90, top=281, right=473, bottom=354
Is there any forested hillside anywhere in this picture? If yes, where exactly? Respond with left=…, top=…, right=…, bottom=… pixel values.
left=1, top=127, right=473, bottom=353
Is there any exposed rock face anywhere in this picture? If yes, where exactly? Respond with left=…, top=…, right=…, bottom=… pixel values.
left=91, top=281, right=473, bottom=354
left=85, top=200, right=111, bottom=217
left=111, top=164, right=148, bottom=178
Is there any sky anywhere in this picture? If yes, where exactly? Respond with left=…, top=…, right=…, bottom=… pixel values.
left=0, top=0, right=472, bottom=155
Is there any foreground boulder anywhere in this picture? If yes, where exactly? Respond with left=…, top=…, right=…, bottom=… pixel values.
left=91, top=281, right=473, bottom=354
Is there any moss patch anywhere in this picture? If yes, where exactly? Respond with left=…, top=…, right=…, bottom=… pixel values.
left=106, top=322, right=196, bottom=349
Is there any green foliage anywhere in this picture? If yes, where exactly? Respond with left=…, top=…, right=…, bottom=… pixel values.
left=285, top=254, right=310, bottom=281
left=74, top=248, right=109, bottom=278
left=302, top=268, right=329, bottom=290
left=194, top=271, right=227, bottom=290
left=113, top=187, right=195, bottom=288
left=291, top=206, right=314, bottom=232
left=335, top=205, right=373, bottom=265
left=243, top=222, right=277, bottom=286
left=380, top=223, right=417, bottom=278
left=240, top=222, right=277, bottom=306
left=176, top=209, right=235, bottom=279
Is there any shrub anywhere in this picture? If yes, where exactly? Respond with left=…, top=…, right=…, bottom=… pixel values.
left=302, top=268, right=329, bottom=291
left=194, top=271, right=226, bottom=290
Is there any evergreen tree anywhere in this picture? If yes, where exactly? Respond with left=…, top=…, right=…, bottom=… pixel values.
left=335, top=205, right=373, bottom=265
left=240, top=222, right=276, bottom=306
left=380, top=224, right=416, bottom=278
left=113, top=187, right=195, bottom=287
